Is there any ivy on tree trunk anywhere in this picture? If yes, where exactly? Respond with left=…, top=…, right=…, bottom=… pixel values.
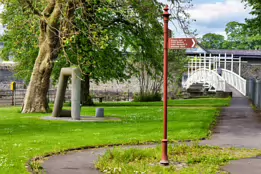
left=22, top=1, right=62, bottom=113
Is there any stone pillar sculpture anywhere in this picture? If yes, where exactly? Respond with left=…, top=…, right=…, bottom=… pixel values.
left=52, top=67, right=81, bottom=120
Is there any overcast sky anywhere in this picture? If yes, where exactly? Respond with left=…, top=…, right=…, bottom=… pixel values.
left=158, top=0, right=252, bottom=38
left=0, top=1, right=252, bottom=37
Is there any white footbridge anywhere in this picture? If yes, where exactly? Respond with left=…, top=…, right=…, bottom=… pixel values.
left=184, top=54, right=246, bottom=96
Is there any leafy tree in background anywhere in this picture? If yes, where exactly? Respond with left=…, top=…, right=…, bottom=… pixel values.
left=243, top=0, right=261, bottom=49
left=199, top=0, right=261, bottom=51
left=0, top=0, right=164, bottom=111
left=128, top=0, right=192, bottom=99
left=53, top=1, right=164, bottom=105
left=0, top=0, right=192, bottom=112
left=243, top=0, right=261, bottom=36
left=224, top=21, right=261, bottom=50
left=224, top=21, right=247, bottom=49
left=200, top=21, right=261, bottom=50
left=0, top=1, right=39, bottom=83
left=200, top=33, right=225, bottom=49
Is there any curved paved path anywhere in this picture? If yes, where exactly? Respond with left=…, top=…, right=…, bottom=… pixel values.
left=40, top=96, right=261, bottom=174
left=41, top=145, right=157, bottom=174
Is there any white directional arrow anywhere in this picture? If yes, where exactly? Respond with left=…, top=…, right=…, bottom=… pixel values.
left=192, top=38, right=196, bottom=48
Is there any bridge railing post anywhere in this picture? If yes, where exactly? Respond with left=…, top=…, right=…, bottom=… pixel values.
left=218, top=54, right=221, bottom=68
left=231, top=54, right=234, bottom=72
left=222, top=77, right=225, bottom=91
left=239, top=57, right=241, bottom=77
left=243, top=80, right=247, bottom=96
left=209, top=54, right=211, bottom=70
left=224, top=53, right=227, bottom=69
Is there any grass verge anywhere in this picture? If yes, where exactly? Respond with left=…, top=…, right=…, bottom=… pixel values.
left=96, top=143, right=261, bottom=174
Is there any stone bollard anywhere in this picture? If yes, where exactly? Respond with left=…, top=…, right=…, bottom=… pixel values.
left=96, top=108, right=104, bottom=117
left=254, top=80, right=261, bottom=107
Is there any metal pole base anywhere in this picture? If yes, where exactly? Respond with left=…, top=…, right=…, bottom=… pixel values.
left=160, top=139, right=169, bottom=166
left=160, top=160, right=169, bottom=166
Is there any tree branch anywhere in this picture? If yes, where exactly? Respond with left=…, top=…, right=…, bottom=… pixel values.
left=24, top=0, right=42, bottom=16
left=43, top=0, right=56, bottom=17
left=49, top=2, right=61, bottom=27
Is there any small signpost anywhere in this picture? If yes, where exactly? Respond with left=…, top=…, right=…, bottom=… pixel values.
left=169, top=38, right=197, bottom=49
left=161, top=5, right=198, bottom=166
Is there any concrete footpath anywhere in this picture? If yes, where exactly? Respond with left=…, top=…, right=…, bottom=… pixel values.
left=200, top=97, right=261, bottom=174
left=40, top=97, right=261, bottom=174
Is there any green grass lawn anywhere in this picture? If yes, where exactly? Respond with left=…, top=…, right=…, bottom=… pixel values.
left=0, top=98, right=230, bottom=173
left=96, top=144, right=261, bottom=174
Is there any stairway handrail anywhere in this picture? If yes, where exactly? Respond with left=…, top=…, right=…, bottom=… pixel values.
left=219, top=69, right=246, bottom=83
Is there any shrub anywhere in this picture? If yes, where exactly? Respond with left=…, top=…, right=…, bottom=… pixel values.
left=133, top=92, right=161, bottom=102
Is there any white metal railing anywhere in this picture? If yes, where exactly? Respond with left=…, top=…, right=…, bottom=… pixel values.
left=185, top=68, right=226, bottom=92
left=221, top=69, right=246, bottom=95
left=184, top=54, right=246, bottom=95
left=187, top=54, right=242, bottom=78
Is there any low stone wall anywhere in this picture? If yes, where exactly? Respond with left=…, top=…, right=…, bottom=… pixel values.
left=90, top=77, right=140, bottom=94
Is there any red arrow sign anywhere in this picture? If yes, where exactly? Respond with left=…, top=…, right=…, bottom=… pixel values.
left=168, top=38, right=197, bottom=49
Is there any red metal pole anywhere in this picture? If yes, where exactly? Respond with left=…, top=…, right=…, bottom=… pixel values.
left=161, top=5, right=170, bottom=166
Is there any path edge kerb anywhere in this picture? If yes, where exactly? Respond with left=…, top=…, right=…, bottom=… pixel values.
left=26, top=140, right=198, bottom=173
left=207, top=107, right=223, bottom=137
left=26, top=143, right=139, bottom=173
left=26, top=142, right=159, bottom=173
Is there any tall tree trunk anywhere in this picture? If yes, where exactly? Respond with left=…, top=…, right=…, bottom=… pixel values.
left=81, top=74, right=94, bottom=106
left=21, top=43, right=56, bottom=113
left=22, top=1, right=62, bottom=113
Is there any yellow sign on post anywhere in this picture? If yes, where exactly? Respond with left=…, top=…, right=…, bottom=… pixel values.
left=10, top=81, right=16, bottom=91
